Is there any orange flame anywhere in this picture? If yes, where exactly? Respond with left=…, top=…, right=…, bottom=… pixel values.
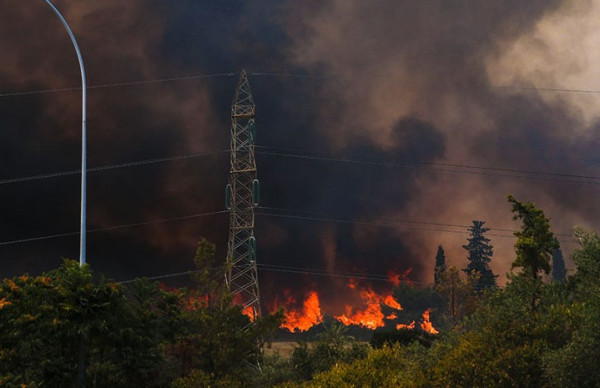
left=0, top=297, right=11, bottom=309
left=395, top=309, right=439, bottom=334
left=333, top=286, right=403, bottom=329
left=242, top=306, right=256, bottom=321
left=420, top=308, right=439, bottom=334
left=396, top=321, right=416, bottom=330
left=271, top=275, right=438, bottom=334
left=280, top=291, right=323, bottom=332
left=388, top=268, right=413, bottom=286
left=384, top=295, right=402, bottom=310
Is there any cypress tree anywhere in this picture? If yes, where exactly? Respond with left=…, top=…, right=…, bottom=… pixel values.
left=552, top=239, right=567, bottom=282
left=434, top=245, right=446, bottom=287
left=463, top=220, right=497, bottom=290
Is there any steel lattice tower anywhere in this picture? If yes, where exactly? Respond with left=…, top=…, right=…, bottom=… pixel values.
left=225, top=70, right=261, bottom=318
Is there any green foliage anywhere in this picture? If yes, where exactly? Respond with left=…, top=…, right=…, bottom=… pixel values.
left=190, top=238, right=228, bottom=309
left=166, top=303, right=284, bottom=382
left=435, top=266, right=482, bottom=325
left=0, top=260, right=181, bottom=387
left=293, top=342, right=430, bottom=388
left=542, top=228, right=600, bottom=387
left=6, top=214, right=600, bottom=387
left=432, top=275, right=575, bottom=387
left=370, top=328, right=436, bottom=349
left=393, top=283, right=444, bottom=325
left=170, top=369, right=242, bottom=388
left=508, top=195, right=558, bottom=280
left=277, top=215, right=599, bottom=388
left=252, top=353, right=298, bottom=387
left=163, top=238, right=285, bottom=384
left=462, top=220, right=497, bottom=290
left=0, top=238, right=284, bottom=387
left=290, top=322, right=369, bottom=381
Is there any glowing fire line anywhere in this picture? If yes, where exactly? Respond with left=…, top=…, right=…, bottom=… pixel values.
left=275, top=281, right=439, bottom=334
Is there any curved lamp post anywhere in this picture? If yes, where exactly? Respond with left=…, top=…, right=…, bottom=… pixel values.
left=44, top=0, right=87, bottom=266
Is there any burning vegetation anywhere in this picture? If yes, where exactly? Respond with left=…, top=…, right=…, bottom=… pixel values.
left=271, top=278, right=439, bottom=334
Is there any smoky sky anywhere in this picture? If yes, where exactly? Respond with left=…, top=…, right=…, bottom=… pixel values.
left=1, top=0, right=599, bottom=311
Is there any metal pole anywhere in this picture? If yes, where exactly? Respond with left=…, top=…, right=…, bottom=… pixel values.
left=44, top=0, right=87, bottom=266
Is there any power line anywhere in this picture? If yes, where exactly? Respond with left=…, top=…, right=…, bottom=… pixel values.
left=255, top=147, right=600, bottom=186
left=256, top=211, right=508, bottom=238
left=0, top=72, right=237, bottom=98
left=3, top=144, right=598, bottom=190
left=258, top=263, right=421, bottom=283
left=0, top=210, right=228, bottom=247
left=493, top=85, right=600, bottom=95
left=261, top=205, right=469, bottom=231
left=255, top=209, right=576, bottom=244
left=259, top=206, right=573, bottom=238
left=116, top=263, right=425, bottom=285
left=0, top=203, right=576, bottom=249
left=4, top=145, right=598, bottom=189
left=0, top=71, right=330, bottom=99
left=249, top=72, right=329, bottom=79
left=4, top=68, right=600, bottom=99
left=257, top=145, right=600, bottom=181
left=0, top=150, right=228, bottom=186
left=118, top=269, right=198, bottom=285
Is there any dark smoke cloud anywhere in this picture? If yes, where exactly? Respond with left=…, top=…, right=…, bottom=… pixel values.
left=278, top=0, right=600, bottom=287
left=1, top=0, right=598, bottom=310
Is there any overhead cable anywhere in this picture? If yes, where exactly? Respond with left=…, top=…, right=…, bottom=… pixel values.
left=0, top=150, right=228, bottom=185
left=0, top=210, right=227, bottom=247
left=0, top=72, right=237, bottom=98
left=255, top=147, right=600, bottom=186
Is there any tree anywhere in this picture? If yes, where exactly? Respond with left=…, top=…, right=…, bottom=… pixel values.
left=290, top=321, right=369, bottom=381
left=293, top=342, right=431, bottom=388
left=432, top=270, right=575, bottom=387
left=167, top=238, right=285, bottom=385
left=435, top=266, right=480, bottom=324
left=462, top=220, right=497, bottom=290
left=551, top=239, right=567, bottom=282
left=507, top=195, right=557, bottom=280
left=544, top=228, right=600, bottom=386
left=434, top=245, right=446, bottom=287
left=190, top=238, right=228, bottom=309
left=0, top=260, right=182, bottom=387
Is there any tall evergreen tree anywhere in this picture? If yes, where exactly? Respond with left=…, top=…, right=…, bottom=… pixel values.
left=551, top=238, right=567, bottom=282
left=463, top=220, right=497, bottom=290
left=434, top=245, right=446, bottom=287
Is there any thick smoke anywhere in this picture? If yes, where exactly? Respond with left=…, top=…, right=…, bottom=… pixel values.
left=0, top=1, right=598, bottom=311
left=278, top=0, right=600, bottom=287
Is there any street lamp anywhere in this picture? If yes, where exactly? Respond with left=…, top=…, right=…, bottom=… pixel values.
left=44, top=0, right=87, bottom=266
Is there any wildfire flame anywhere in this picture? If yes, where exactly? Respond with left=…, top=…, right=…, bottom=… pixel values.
left=269, top=274, right=438, bottom=334
left=396, top=321, right=416, bottom=330
left=242, top=306, right=256, bottom=321
left=396, top=309, right=439, bottom=334
left=388, top=268, right=414, bottom=286
left=334, top=287, right=403, bottom=329
left=280, top=291, right=323, bottom=332
left=420, top=308, right=439, bottom=334
left=383, top=295, right=402, bottom=310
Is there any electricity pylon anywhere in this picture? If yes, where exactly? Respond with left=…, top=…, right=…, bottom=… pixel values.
left=225, top=70, right=261, bottom=318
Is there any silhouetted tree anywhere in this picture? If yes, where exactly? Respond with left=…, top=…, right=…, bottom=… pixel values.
left=552, top=239, right=567, bottom=282
left=434, top=245, right=446, bottom=287
left=463, top=221, right=497, bottom=291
